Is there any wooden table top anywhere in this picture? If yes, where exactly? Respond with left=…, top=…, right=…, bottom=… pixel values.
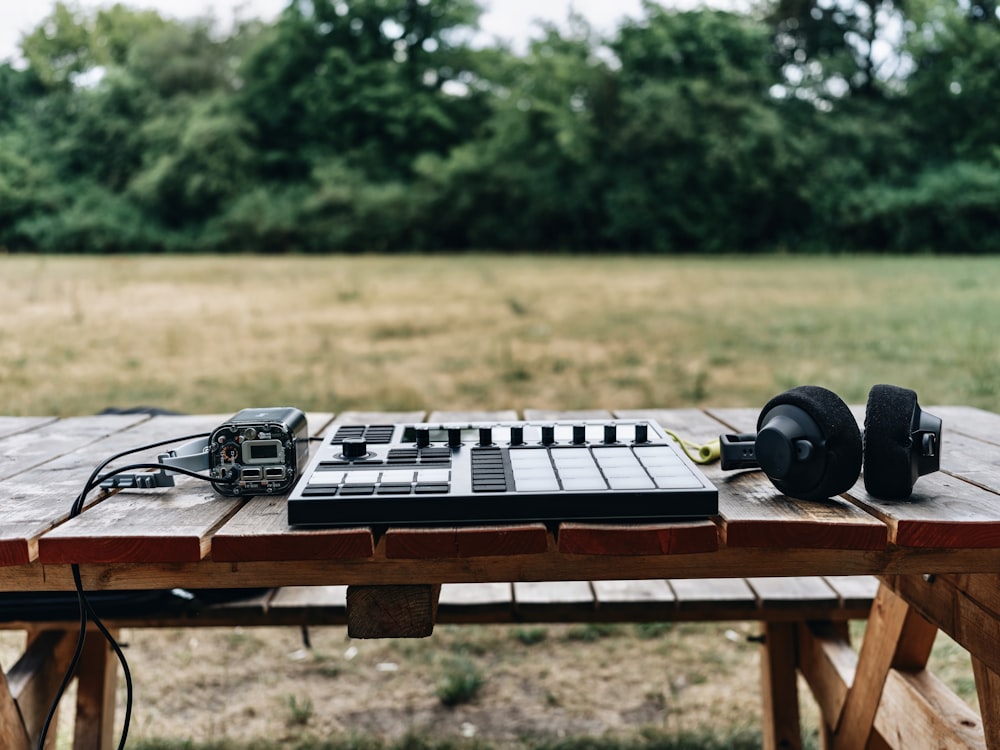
left=1, top=406, right=999, bottom=592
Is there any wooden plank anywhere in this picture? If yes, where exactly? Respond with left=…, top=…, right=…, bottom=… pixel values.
left=797, top=622, right=855, bottom=742
left=6, top=629, right=78, bottom=748
left=932, top=405, right=1000, bottom=443
left=760, top=621, right=801, bottom=750
left=383, top=524, right=549, bottom=559
left=884, top=573, right=1000, bottom=676
left=513, top=580, right=596, bottom=621
left=971, top=657, right=1000, bottom=750
left=715, top=403, right=1000, bottom=550
left=38, top=485, right=243, bottom=564
left=73, top=628, right=118, bottom=750
left=693, top=408, right=890, bottom=550
left=796, top=622, right=984, bottom=750
left=666, top=577, right=759, bottom=620
left=822, top=575, right=880, bottom=612
left=589, top=579, right=675, bottom=621
left=832, top=583, right=938, bottom=750
left=39, top=411, right=335, bottom=565
left=878, top=669, right=987, bottom=750
left=591, top=578, right=674, bottom=604
left=556, top=520, right=719, bottom=556
left=268, top=585, right=348, bottom=614
left=0, top=414, right=147, bottom=482
left=0, top=417, right=57, bottom=442
left=210, top=496, right=374, bottom=562
left=437, top=582, right=515, bottom=623
left=346, top=584, right=440, bottom=638
left=439, top=582, right=512, bottom=607
left=0, top=663, right=30, bottom=750
left=1, top=414, right=226, bottom=566
left=747, top=577, right=839, bottom=612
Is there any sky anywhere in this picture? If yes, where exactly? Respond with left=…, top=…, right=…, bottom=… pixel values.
left=0, top=0, right=657, bottom=64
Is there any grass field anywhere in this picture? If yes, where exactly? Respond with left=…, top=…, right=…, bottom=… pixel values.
left=0, top=253, right=994, bottom=749
left=2, top=254, right=998, bottom=416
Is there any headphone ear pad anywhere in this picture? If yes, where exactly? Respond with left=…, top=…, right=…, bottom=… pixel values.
left=758, top=385, right=862, bottom=501
left=864, top=384, right=918, bottom=499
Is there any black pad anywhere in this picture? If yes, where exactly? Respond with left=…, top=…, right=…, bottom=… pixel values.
left=758, top=385, right=862, bottom=501
left=863, top=384, right=917, bottom=499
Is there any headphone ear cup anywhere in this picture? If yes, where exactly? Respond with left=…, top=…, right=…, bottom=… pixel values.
left=757, top=385, right=862, bottom=501
left=863, top=384, right=919, bottom=499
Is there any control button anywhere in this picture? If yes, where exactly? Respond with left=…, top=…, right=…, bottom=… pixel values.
left=416, top=428, right=430, bottom=448
left=377, top=483, right=413, bottom=495
left=634, top=423, right=648, bottom=444
left=448, top=428, right=463, bottom=448
left=510, top=425, right=524, bottom=446
left=301, top=484, right=339, bottom=496
left=479, top=427, right=493, bottom=447
left=542, top=425, right=556, bottom=445
left=341, top=438, right=368, bottom=460
left=603, top=424, right=618, bottom=444
left=415, top=482, right=450, bottom=494
left=339, top=484, right=376, bottom=495
left=573, top=425, right=587, bottom=444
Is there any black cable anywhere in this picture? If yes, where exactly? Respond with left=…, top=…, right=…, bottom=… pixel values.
left=37, top=432, right=233, bottom=750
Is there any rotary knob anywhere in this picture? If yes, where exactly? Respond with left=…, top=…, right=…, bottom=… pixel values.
left=341, top=438, right=368, bottom=460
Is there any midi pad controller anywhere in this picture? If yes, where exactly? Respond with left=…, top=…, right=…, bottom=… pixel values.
left=286, top=420, right=718, bottom=527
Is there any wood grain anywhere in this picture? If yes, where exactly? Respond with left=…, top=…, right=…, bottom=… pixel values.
left=704, top=407, right=890, bottom=550
left=556, top=520, right=719, bottom=555
left=760, top=621, right=801, bottom=750
left=346, top=584, right=440, bottom=638
left=0, top=414, right=225, bottom=566
left=210, top=496, right=374, bottom=562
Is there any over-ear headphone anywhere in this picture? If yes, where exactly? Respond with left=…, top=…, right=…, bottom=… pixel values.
left=719, top=384, right=942, bottom=501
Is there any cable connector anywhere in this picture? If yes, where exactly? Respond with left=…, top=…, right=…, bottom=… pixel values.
left=100, top=466, right=175, bottom=490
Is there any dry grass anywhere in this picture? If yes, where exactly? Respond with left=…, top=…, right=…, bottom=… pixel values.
left=0, top=253, right=993, bottom=747
left=2, top=254, right=999, bottom=417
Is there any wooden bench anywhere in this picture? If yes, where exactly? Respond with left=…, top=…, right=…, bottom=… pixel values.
left=1, top=575, right=879, bottom=748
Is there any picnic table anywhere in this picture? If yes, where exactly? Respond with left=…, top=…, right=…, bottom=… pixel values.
left=2, top=405, right=1000, bottom=749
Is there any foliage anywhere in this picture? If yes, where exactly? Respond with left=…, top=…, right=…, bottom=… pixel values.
left=1, top=0, right=999, bottom=254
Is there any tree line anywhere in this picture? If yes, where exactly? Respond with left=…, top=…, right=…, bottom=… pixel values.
left=1, top=0, right=998, bottom=254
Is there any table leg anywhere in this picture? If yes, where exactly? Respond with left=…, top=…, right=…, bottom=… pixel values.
left=73, top=628, right=119, bottom=750
left=831, top=581, right=937, bottom=750
left=1, top=661, right=32, bottom=750
left=760, top=621, right=802, bottom=750
left=972, top=657, right=1000, bottom=749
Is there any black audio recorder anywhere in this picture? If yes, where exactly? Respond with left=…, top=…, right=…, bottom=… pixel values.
left=286, top=420, right=718, bottom=527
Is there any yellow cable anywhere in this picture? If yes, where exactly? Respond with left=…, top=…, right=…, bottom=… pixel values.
left=662, top=429, right=720, bottom=465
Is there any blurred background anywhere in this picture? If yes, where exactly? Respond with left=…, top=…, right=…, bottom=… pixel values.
left=1, top=0, right=998, bottom=255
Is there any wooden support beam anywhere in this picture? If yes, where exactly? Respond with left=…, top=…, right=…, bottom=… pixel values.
left=6, top=629, right=78, bottom=749
left=798, top=621, right=985, bottom=749
left=346, top=584, right=441, bottom=638
left=0, top=664, right=31, bottom=750
left=73, top=629, right=119, bottom=750
left=760, top=621, right=802, bottom=750
left=831, top=582, right=938, bottom=750
left=972, top=657, right=1000, bottom=750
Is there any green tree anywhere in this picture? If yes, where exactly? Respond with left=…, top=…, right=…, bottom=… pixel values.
left=237, top=0, right=487, bottom=180
left=415, top=16, right=616, bottom=249
left=765, top=0, right=911, bottom=101
left=602, top=6, right=805, bottom=251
